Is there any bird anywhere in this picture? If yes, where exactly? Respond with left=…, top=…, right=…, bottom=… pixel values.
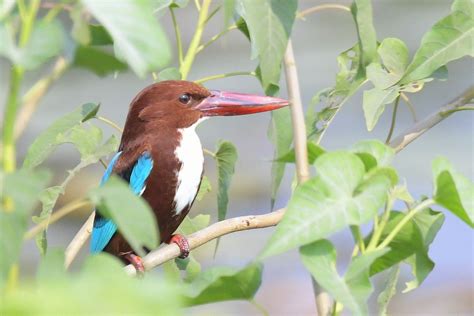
left=90, top=80, right=289, bottom=272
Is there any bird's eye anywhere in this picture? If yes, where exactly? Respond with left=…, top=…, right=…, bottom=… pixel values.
left=179, top=93, right=191, bottom=104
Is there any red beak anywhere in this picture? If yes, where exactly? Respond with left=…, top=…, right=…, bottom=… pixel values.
left=195, top=90, right=289, bottom=116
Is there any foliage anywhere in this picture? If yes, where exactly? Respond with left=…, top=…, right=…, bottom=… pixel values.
left=0, top=0, right=472, bottom=315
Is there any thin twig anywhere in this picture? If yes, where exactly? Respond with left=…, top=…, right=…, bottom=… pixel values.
left=95, top=116, right=124, bottom=133
left=14, top=57, right=68, bottom=139
left=194, top=71, right=255, bottom=84
left=297, top=4, right=351, bottom=19
left=169, top=7, right=184, bottom=66
left=196, top=24, right=237, bottom=54
left=385, top=95, right=400, bottom=144
left=400, top=92, right=418, bottom=122
left=65, top=212, right=95, bottom=269
left=389, top=86, right=474, bottom=153
left=284, top=40, right=331, bottom=316
left=124, top=209, right=285, bottom=276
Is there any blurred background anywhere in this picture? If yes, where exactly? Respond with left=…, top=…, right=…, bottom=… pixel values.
left=1, top=0, right=472, bottom=314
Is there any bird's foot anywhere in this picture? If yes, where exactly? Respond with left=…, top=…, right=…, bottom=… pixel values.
left=121, top=252, right=145, bottom=276
left=169, top=234, right=189, bottom=259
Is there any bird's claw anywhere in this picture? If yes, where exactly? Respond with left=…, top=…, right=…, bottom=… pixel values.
left=121, top=252, right=145, bottom=277
left=170, top=234, right=189, bottom=259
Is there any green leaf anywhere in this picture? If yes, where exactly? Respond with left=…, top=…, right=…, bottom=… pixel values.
left=23, top=103, right=100, bottom=169
left=276, top=142, right=325, bottom=164
left=183, top=263, right=263, bottom=306
left=215, top=141, right=238, bottom=222
left=73, top=45, right=127, bottom=76
left=89, top=176, right=159, bottom=256
left=378, top=38, right=409, bottom=76
left=300, top=240, right=388, bottom=316
left=369, top=209, right=444, bottom=291
left=6, top=20, right=65, bottom=70
left=366, top=63, right=401, bottom=90
left=351, top=0, right=377, bottom=68
left=177, top=214, right=210, bottom=236
left=70, top=4, right=91, bottom=45
left=377, top=265, right=400, bottom=316
left=196, top=176, right=211, bottom=201
left=0, top=169, right=51, bottom=288
left=158, top=67, right=182, bottom=81
left=400, top=0, right=474, bottom=83
left=81, top=0, right=171, bottom=77
left=351, top=139, right=395, bottom=167
left=36, top=249, right=66, bottom=284
left=261, top=152, right=396, bottom=258
left=0, top=0, right=14, bottom=20
left=33, top=127, right=118, bottom=255
left=223, top=0, right=236, bottom=27
left=432, top=157, right=474, bottom=227
left=238, top=0, right=297, bottom=91
left=269, top=107, right=293, bottom=208
left=89, top=25, right=113, bottom=46
left=363, top=87, right=400, bottom=131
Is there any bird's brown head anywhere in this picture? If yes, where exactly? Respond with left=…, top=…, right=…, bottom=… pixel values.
left=124, top=80, right=289, bottom=129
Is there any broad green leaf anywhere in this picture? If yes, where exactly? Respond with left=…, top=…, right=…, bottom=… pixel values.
left=238, top=0, right=297, bottom=91
left=2, top=253, right=182, bottom=315
left=300, top=240, right=388, bottom=316
left=366, top=63, right=400, bottom=90
left=276, top=142, right=325, bottom=164
left=81, top=0, right=171, bottom=77
left=70, top=4, right=91, bottom=45
left=177, top=214, right=210, bottom=235
left=33, top=127, right=118, bottom=255
left=432, top=157, right=474, bottom=227
left=223, top=0, right=236, bottom=27
left=351, top=0, right=377, bottom=68
left=400, top=0, right=474, bottom=83
left=268, top=107, right=293, bottom=208
left=73, top=45, right=127, bottom=76
left=89, top=25, right=113, bottom=45
left=195, top=176, right=211, bottom=201
left=23, top=103, right=100, bottom=169
left=351, top=139, right=395, bottom=167
left=377, top=265, right=400, bottom=316
left=363, top=87, right=400, bottom=131
left=369, top=209, right=444, bottom=289
left=261, top=152, right=396, bottom=258
left=378, top=38, right=409, bottom=76
left=0, top=169, right=51, bottom=288
left=215, top=141, right=237, bottom=222
left=183, top=263, right=262, bottom=306
left=89, top=176, right=159, bottom=256
left=36, top=249, right=66, bottom=284
left=158, top=67, right=182, bottom=81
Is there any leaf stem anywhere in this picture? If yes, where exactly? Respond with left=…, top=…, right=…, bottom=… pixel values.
left=24, top=199, right=91, bottom=240
left=180, top=0, right=212, bottom=80
left=400, top=92, right=417, bottom=122
left=196, top=24, right=237, bottom=54
left=385, top=95, right=400, bottom=144
left=366, top=194, right=394, bottom=251
left=203, top=148, right=216, bottom=158
left=193, top=0, right=201, bottom=11
left=169, top=7, right=184, bottom=66
left=194, top=71, right=255, bottom=84
left=377, top=199, right=435, bottom=250
left=440, top=105, right=474, bottom=116
left=350, top=225, right=366, bottom=253
left=297, top=4, right=351, bottom=19
left=95, top=116, right=124, bottom=133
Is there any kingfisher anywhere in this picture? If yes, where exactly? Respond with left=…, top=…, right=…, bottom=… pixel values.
left=90, top=80, right=288, bottom=272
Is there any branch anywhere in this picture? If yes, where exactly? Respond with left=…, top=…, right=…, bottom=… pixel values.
left=389, top=86, right=474, bottom=153
left=123, top=209, right=285, bottom=276
left=65, top=212, right=95, bottom=269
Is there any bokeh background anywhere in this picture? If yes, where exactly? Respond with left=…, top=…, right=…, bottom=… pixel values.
left=1, top=0, right=473, bottom=314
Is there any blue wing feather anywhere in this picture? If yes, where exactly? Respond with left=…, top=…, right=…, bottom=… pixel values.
left=90, top=151, right=153, bottom=253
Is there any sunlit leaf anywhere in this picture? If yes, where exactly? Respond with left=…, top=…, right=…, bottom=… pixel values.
left=432, top=157, right=474, bottom=227
left=378, top=38, right=409, bottom=76
left=183, top=263, right=263, bottom=306
left=363, top=87, right=400, bottom=131
left=238, top=0, right=297, bottom=91
left=73, top=45, right=127, bottom=76
left=351, top=0, right=377, bottom=68
left=276, top=142, right=325, bottom=164
left=89, top=176, right=159, bottom=256
left=400, top=0, right=474, bottom=83
left=261, top=152, right=397, bottom=258
left=377, top=265, right=400, bottom=316
left=23, top=103, right=100, bottom=169
left=351, top=139, right=395, bottom=167
left=81, top=0, right=171, bottom=77
left=300, top=240, right=388, bottom=316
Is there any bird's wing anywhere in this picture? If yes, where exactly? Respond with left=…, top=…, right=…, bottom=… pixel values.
left=90, top=152, right=153, bottom=253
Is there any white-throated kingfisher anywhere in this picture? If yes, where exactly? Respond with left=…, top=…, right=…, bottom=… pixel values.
left=90, top=80, right=288, bottom=272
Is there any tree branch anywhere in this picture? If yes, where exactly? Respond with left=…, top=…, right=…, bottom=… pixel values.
left=389, top=86, right=474, bottom=153
left=65, top=212, right=95, bottom=269
left=123, top=209, right=285, bottom=276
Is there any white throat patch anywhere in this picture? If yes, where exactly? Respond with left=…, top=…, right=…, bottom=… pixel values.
left=173, top=119, right=205, bottom=214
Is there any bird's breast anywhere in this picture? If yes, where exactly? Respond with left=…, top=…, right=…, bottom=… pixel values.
left=173, top=122, right=204, bottom=214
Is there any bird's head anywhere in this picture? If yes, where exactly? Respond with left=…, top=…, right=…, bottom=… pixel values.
left=125, top=80, right=289, bottom=129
